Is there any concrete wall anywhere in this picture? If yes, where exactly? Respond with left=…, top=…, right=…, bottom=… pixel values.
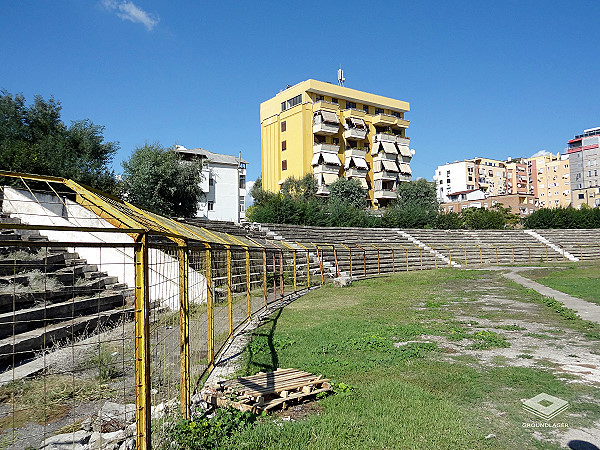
left=2, top=187, right=206, bottom=309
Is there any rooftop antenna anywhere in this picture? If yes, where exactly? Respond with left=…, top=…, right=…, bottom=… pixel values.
left=337, top=66, right=345, bottom=86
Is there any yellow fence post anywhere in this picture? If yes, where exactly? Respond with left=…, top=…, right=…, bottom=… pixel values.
left=475, top=244, right=483, bottom=266
left=245, top=248, right=251, bottom=320
left=355, top=244, right=367, bottom=277
left=178, top=243, right=190, bottom=419
left=491, top=244, right=499, bottom=265
left=333, top=246, right=340, bottom=278
left=205, top=247, right=214, bottom=366
left=134, top=233, right=151, bottom=450
left=292, top=249, right=297, bottom=291
left=279, top=250, right=284, bottom=297
left=432, top=245, right=438, bottom=269
left=458, top=244, right=467, bottom=268
left=262, top=248, right=267, bottom=307
left=226, top=247, right=233, bottom=336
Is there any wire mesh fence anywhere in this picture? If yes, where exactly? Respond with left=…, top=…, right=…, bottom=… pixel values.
left=2, top=171, right=600, bottom=448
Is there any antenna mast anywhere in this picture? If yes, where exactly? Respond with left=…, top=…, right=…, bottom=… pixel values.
left=337, top=66, right=345, bottom=86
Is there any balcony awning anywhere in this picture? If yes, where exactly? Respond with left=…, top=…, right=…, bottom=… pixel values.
left=322, top=173, right=339, bottom=184
left=345, top=156, right=368, bottom=170
left=382, top=160, right=399, bottom=172
left=354, top=177, right=368, bottom=189
left=353, top=157, right=368, bottom=169
left=381, top=141, right=398, bottom=154
left=398, top=144, right=411, bottom=157
left=312, top=152, right=341, bottom=166
left=319, top=110, right=339, bottom=124
left=348, top=117, right=366, bottom=129
left=399, top=163, right=412, bottom=174
left=371, top=142, right=382, bottom=155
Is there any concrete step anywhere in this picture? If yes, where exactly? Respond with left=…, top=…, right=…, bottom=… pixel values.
left=0, top=307, right=133, bottom=370
left=0, top=292, right=126, bottom=339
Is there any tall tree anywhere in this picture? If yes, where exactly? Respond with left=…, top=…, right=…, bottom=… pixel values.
left=0, top=90, right=119, bottom=193
left=121, top=143, right=204, bottom=217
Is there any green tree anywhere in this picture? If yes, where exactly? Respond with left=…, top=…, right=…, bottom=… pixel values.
left=280, top=174, right=317, bottom=201
left=0, top=90, right=119, bottom=193
left=121, top=143, right=204, bottom=217
left=328, top=177, right=367, bottom=209
left=383, top=179, right=439, bottom=228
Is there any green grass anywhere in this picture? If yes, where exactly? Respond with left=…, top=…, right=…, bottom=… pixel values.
left=214, top=269, right=600, bottom=450
left=523, top=260, right=600, bottom=306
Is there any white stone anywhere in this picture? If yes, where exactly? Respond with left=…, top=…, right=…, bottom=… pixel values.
left=333, top=276, right=351, bottom=287
left=39, top=430, right=91, bottom=449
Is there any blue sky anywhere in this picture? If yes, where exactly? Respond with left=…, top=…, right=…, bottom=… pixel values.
left=2, top=1, right=599, bottom=184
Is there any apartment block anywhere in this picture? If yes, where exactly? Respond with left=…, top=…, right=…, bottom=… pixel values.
left=260, top=79, right=412, bottom=207
left=528, top=153, right=571, bottom=208
left=568, top=127, right=600, bottom=192
left=434, top=157, right=509, bottom=203
left=174, top=146, right=247, bottom=222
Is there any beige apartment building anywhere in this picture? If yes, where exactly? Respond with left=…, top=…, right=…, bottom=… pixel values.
left=528, top=153, right=571, bottom=208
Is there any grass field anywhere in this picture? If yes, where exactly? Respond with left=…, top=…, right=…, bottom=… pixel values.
left=522, top=260, right=600, bottom=306
left=215, top=269, right=600, bottom=450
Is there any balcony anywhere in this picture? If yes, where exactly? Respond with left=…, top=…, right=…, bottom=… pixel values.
left=396, top=136, right=410, bottom=145
left=313, top=143, right=339, bottom=154
left=316, top=185, right=330, bottom=196
left=343, top=108, right=366, bottom=118
left=398, top=173, right=411, bottom=183
left=373, top=151, right=398, bottom=162
left=373, top=171, right=398, bottom=181
left=313, top=164, right=340, bottom=174
left=313, top=122, right=339, bottom=136
left=372, top=113, right=397, bottom=126
left=343, top=127, right=367, bottom=140
left=313, top=100, right=339, bottom=112
left=374, top=190, right=397, bottom=199
left=373, top=133, right=397, bottom=143
left=397, top=143, right=411, bottom=158
left=345, top=168, right=369, bottom=178
left=396, top=117, right=410, bottom=128
left=344, top=148, right=367, bottom=158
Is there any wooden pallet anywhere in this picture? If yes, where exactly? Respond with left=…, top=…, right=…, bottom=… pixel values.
left=202, top=368, right=331, bottom=413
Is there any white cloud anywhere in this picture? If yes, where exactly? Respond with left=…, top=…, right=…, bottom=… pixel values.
left=245, top=181, right=255, bottom=207
left=102, top=0, right=159, bottom=30
left=530, top=150, right=552, bottom=158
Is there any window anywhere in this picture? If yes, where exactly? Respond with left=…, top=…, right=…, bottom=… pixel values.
left=446, top=179, right=451, bottom=184
left=209, top=178, right=214, bottom=186
left=439, top=180, right=444, bottom=184
left=332, top=137, right=339, bottom=145
left=281, top=121, right=286, bottom=132
left=239, top=175, right=246, bottom=189
left=331, top=97, right=338, bottom=104
left=282, top=160, right=287, bottom=171
left=315, top=94, right=324, bottom=101
left=391, top=111, right=401, bottom=118
left=207, top=201, right=214, bottom=211
left=346, top=101, right=356, bottom=109
left=281, top=94, right=302, bottom=111
left=239, top=196, right=245, bottom=212
left=579, top=193, right=585, bottom=199
left=375, top=107, right=384, bottom=115
left=363, top=104, right=370, bottom=114
left=282, top=140, right=287, bottom=151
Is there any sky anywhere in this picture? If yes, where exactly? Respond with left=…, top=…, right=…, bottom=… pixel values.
left=2, top=0, right=600, bottom=184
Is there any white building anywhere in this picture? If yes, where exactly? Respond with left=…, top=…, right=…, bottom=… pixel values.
left=433, top=160, right=471, bottom=202
left=175, top=146, right=247, bottom=222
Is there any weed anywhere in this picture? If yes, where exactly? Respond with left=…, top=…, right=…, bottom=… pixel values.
left=469, top=331, right=510, bottom=350
left=159, top=407, right=259, bottom=450
left=517, top=354, right=534, bottom=359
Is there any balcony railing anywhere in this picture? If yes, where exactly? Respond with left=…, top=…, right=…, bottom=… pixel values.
left=313, top=122, right=339, bottom=135
left=374, top=190, right=397, bottom=199
left=345, top=168, right=368, bottom=178
left=373, top=133, right=397, bottom=143
left=344, top=148, right=367, bottom=158
left=313, top=164, right=341, bottom=174
left=313, top=143, right=339, bottom=153
left=343, top=128, right=367, bottom=140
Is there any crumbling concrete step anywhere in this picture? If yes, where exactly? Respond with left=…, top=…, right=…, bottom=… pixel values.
left=0, top=307, right=133, bottom=369
left=0, top=292, right=126, bottom=339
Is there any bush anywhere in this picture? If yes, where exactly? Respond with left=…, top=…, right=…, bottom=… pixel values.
left=523, top=206, right=600, bottom=229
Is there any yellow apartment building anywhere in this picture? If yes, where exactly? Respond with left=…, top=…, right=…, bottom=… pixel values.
left=528, top=153, right=571, bottom=208
left=260, top=79, right=412, bottom=207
